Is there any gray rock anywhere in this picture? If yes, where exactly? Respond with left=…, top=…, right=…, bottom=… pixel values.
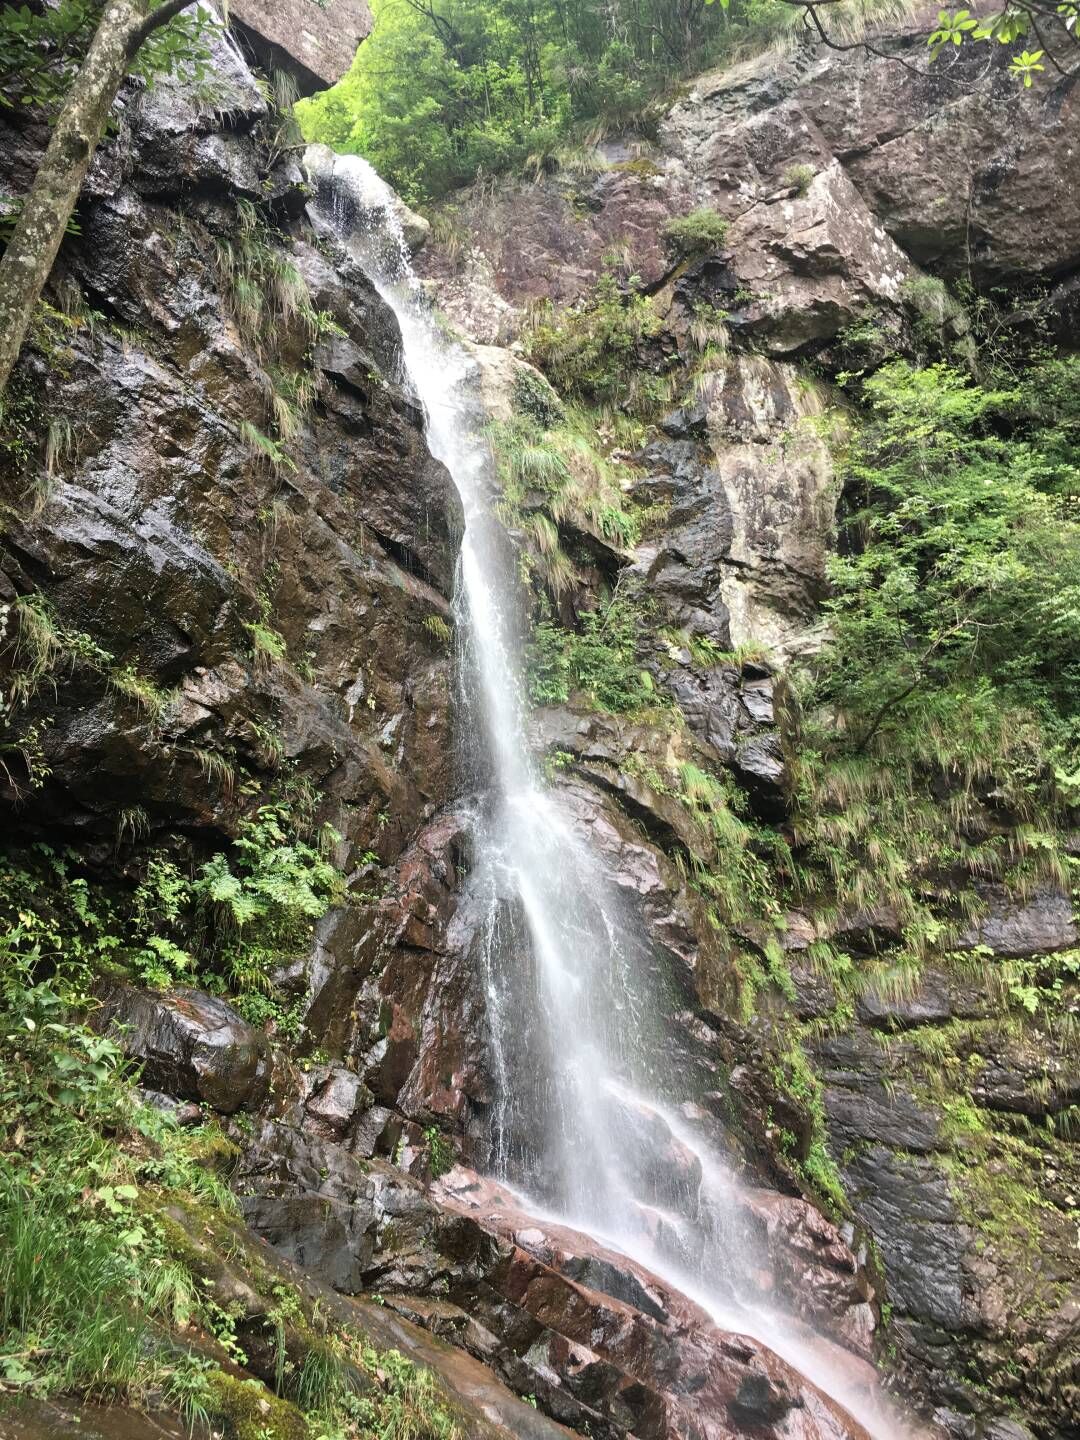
left=305, top=1066, right=370, bottom=1139
left=97, top=985, right=270, bottom=1114
left=229, top=0, right=372, bottom=95
left=818, top=1033, right=942, bottom=1153
left=734, top=731, right=786, bottom=801
left=721, top=160, right=912, bottom=354
left=631, top=438, right=734, bottom=647
left=857, top=974, right=953, bottom=1030
left=972, top=1057, right=1080, bottom=1118
left=789, top=962, right=838, bottom=1021
left=958, top=884, right=1077, bottom=957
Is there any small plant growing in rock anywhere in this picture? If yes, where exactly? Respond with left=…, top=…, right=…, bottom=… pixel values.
left=782, top=162, right=815, bottom=196
left=662, top=208, right=730, bottom=260
left=239, top=420, right=297, bottom=476
left=424, top=1125, right=454, bottom=1179
left=422, top=614, right=453, bottom=648
left=109, top=665, right=174, bottom=724
left=245, top=621, right=287, bottom=669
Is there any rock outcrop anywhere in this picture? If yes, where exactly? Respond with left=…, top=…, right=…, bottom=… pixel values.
left=228, top=0, right=371, bottom=95
left=421, top=14, right=1080, bottom=347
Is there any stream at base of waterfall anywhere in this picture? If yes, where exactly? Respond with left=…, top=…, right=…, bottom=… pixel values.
left=307, top=146, right=916, bottom=1440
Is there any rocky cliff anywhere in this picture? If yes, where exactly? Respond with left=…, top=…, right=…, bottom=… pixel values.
left=0, top=10, right=1077, bottom=1440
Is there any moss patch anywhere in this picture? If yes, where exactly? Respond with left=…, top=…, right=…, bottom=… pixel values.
left=209, top=1372, right=309, bottom=1440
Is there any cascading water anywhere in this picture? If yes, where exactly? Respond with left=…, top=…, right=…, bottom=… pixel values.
left=308, top=148, right=908, bottom=1440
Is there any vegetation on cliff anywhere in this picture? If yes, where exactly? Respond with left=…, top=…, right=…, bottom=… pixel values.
left=0, top=828, right=463, bottom=1438
left=296, top=0, right=908, bottom=203
left=793, top=351, right=1080, bottom=930
left=297, top=0, right=1079, bottom=204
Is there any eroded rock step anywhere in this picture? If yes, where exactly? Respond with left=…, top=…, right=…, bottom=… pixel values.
left=237, top=1110, right=887, bottom=1440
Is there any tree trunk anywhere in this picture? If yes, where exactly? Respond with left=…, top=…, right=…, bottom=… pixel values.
left=0, top=0, right=192, bottom=397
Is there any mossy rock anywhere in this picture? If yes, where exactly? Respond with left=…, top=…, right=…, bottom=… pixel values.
left=511, top=366, right=564, bottom=427
left=612, top=157, right=663, bottom=179
left=208, top=1372, right=308, bottom=1440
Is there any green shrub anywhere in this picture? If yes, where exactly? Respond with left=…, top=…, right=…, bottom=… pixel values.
left=791, top=355, right=1080, bottom=932
left=524, top=269, right=665, bottom=416
left=525, top=595, right=658, bottom=713
left=662, top=208, right=730, bottom=259
left=0, top=799, right=344, bottom=1008
left=781, top=162, right=815, bottom=195
left=817, top=358, right=1080, bottom=765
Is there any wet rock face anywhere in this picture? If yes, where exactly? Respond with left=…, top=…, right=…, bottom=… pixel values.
left=808, top=999, right=1080, bottom=1426
left=0, top=59, right=460, bottom=857
left=96, top=985, right=270, bottom=1114
left=957, top=883, right=1078, bottom=958
left=233, top=1109, right=877, bottom=1440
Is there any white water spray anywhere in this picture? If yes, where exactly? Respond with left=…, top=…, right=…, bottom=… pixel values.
left=308, top=148, right=909, bottom=1440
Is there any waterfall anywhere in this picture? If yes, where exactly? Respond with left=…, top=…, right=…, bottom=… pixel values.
left=307, top=149, right=908, bottom=1440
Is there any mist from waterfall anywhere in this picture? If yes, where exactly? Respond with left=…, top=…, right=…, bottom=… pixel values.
left=308, top=148, right=906, bottom=1440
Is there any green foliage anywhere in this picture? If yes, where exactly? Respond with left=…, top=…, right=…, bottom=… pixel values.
left=787, top=354, right=1080, bottom=975
left=245, top=618, right=289, bottom=667
left=524, top=269, right=666, bottom=417
left=782, top=162, right=815, bottom=195
left=926, top=5, right=1073, bottom=82
left=525, top=594, right=658, bottom=713
left=0, top=800, right=343, bottom=1009
left=487, top=391, right=640, bottom=596
left=0, top=0, right=215, bottom=117
left=195, top=803, right=344, bottom=989
left=422, top=614, right=453, bottom=648
left=0, top=971, right=459, bottom=1436
left=240, top=420, right=298, bottom=476
left=109, top=664, right=174, bottom=723
left=244, top=588, right=289, bottom=670
left=999, top=949, right=1080, bottom=1016
left=817, top=358, right=1080, bottom=763
left=0, top=945, right=233, bottom=1403
left=296, top=0, right=804, bottom=204
left=424, top=1126, right=454, bottom=1178
left=0, top=820, right=452, bottom=1438
left=674, top=762, right=785, bottom=936
left=662, top=208, right=730, bottom=259
left=771, top=1043, right=847, bottom=1213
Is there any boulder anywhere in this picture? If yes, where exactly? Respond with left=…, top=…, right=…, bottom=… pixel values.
left=722, top=161, right=913, bottom=354
left=304, top=1065, right=371, bottom=1140
left=97, top=985, right=269, bottom=1113
left=739, top=1189, right=876, bottom=1359
left=228, top=0, right=372, bottom=96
